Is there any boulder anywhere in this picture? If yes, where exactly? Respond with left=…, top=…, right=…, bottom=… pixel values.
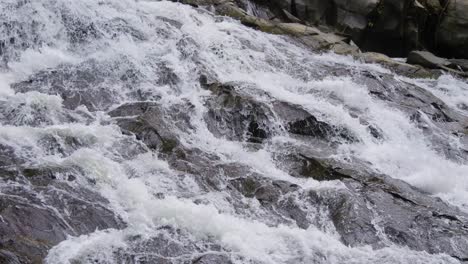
left=407, top=50, right=451, bottom=68
left=272, top=101, right=357, bottom=142
left=215, top=2, right=358, bottom=54
left=202, top=82, right=273, bottom=143
left=359, top=51, right=437, bottom=78
left=449, top=59, right=468, bottom=72
left=109, top=102, right=191, bottom=152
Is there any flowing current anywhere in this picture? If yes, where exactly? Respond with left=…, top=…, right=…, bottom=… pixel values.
left=1, top=0, right=468, bottom=263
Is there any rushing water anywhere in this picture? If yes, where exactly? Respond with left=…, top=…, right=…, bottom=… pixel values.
left=1, top=0, right=467, bottom=263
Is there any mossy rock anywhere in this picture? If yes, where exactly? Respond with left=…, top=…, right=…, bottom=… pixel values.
left=298, top=155, right=350, bottom=181
left=229, top=177, right=261, bottom=197
left=160, top=138, right=178, bottom=153
left=359, top=52, right=438, bottom=79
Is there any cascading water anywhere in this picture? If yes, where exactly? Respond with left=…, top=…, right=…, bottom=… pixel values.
left=1, top=0, right=467, bottom=263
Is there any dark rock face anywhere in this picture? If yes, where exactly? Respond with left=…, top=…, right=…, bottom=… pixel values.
left=273, top=101, right=356, bottom=142
left=246, top=0, right=468, bottom=59
left=200, top=81, right=356, bottom=144
left=436, top=0, right=468, bottom=59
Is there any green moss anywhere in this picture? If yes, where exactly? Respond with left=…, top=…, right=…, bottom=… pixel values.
left=242, top=178, right=258, bottom=194
left=161, top=138, right=178, bottom=153
left=299, top=156, right=348, bottom=181
left=22, top=168, right=44, bottom=178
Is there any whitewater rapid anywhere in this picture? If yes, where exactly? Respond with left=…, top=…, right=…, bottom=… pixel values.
left=1, top=0, right=467, bottom=263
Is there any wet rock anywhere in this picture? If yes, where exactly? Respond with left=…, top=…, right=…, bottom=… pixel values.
left=202, top=81, right=357, bottom=143
left=179, top=0, right=220, bottom=6
left=323, top=186, right=381, bottom=246
left=449, top=59, right=468, bottom=72
left=359, top=70, right=462, bottom=124
left=193, top=253, right=232, bottom=264
left=203, top=82, right=273, bottom=143
left=254, top=184, right=282, bottom=204
left=0, top=250, right=22, bottom=264
left=276, top=195, right=310, bottom=229
left=279, top=153, right=350, bottom=181
left=358, top=70, right=468, bottom=161
left=273, top=101, right=357, bottom=142
left=115, top=227, right=231, bottom=264
left=0, top=158, right=124, bottom=263
left=312, top=163, right=468, bottom=259
left=359, top=52, right=437, bottom=78
left=0, top=144, right=24, bottom=169
left=0, top=184, right=124, bottom=263
left=109, top=102, right=190, bottom=152
left=407, top=50, right=451, bottom=69
left=229, top=177, right=262, bottom=198
left=12, top=62, right=121, bottom=111
left=214, top=2, right=357, bottom=54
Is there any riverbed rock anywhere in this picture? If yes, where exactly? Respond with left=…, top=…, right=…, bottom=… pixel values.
left=214, top=1, right=358, bottom=54
left=359, top=52, right=437, bottom=78
left=277, top=151, right=468, bottom=259
left=449, top=59, right=468, bottom=72
left=272, top=101, right=357, bottom=142
left=0, top=166, right=124, bottom=263
left=331, top=171, right=468, bottom=259
left=202, top=82, right=273, bottom=143
left=407, top=50, right=451, bottom=69
left=109, top=102, right=192, bottom=152
left=12, top=62, right=124, bottom=111
left=193, top=253, right=233, bottom=264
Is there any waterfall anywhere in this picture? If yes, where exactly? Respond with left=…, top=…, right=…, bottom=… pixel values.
left=0, top=0, right=467, bottom=263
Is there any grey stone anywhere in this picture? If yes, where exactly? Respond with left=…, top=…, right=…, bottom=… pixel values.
left=407, top=50, right=451, bottom=69
left=193, top=253, right=233, bottom=264
left=449, top=59, right=468, bottom=72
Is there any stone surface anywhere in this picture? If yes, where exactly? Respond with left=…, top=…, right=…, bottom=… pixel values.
left=407, top=50, right=451, bottom=69
left=0, top=166, right=124, bottom=263
left=436, top=0, right=468, bottom=59
left=359, top=52, right=437, bottom=78
left=449, top=59, right=468, bottom=72
left=213, top=0, right=468, bottom=59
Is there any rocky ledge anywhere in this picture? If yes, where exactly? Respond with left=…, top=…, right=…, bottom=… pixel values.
left=177, top=0, right=468, bottom=79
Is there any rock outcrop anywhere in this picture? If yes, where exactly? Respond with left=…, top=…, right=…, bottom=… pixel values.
left=199, top=0, right=468, bottom=60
